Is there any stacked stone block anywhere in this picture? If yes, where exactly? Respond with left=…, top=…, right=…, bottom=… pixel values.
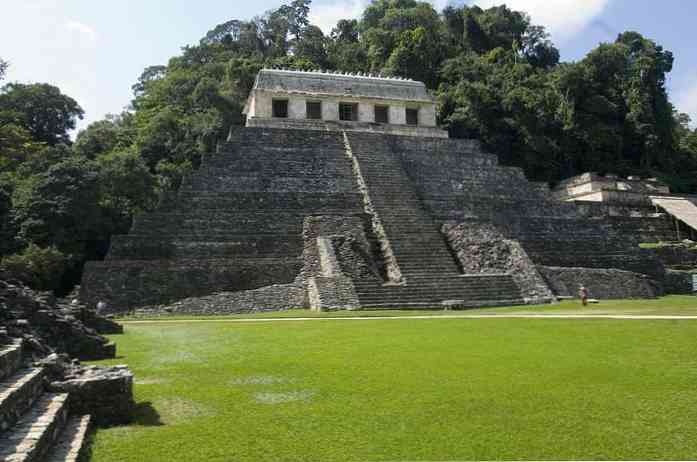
left=0, top=341, right=92, bottom=461
left=388, top=134, right=664, bottom=295
left=82, top=128, right=366, bottom=311
left=82, top=125, right=666, bottom=311
left=344, top=132, right=525, bottom=308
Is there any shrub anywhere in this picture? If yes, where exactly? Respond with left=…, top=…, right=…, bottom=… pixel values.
left=0, top=244, right=67, bottom=291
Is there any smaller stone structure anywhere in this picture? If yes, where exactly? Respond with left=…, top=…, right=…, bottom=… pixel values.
left=553, top=172, right=697, bottom=249
left=553, top=172, right=670, bottom=205
left=442, top=222, right=554, bottom=304
left=0, top=273, right=135, bottom=460
left=49, top=364, right=135, bottom=426
left=243, top=68, right=448, bottom=138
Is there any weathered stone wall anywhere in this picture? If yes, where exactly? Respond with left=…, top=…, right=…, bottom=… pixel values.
left=82, top=258, right=301, bottom=313
left=443, top=222, right=554, bottom=304
left=553, top=173, right=670, bottom=204
left=301, top=215, right=379, bottom=282
left=136, top=283, right=306, bottom=315
left=663, top=270, right=695, bottom=295
left=394, top=139, right=663, bottom=282
left=651, top=245, right=697, bottom=269
left=572, top=201, right=678, bottom=244
left=1, top=276, right=116, bottom=361
left=246, top=117, right=448, bottom=138
left=308, top=276, right=360, bottom=311
left=249, top=91, right=438, bottom=127
left=301, top=215, right=375, bottom=310
left=82, top=125, right=667, bottom=312
left=0, top=340, right=23, bottom=380
left=49, top=365, right=135, bottom=426
left=82, top=128, right=366, bottom=312
left=537, top=266, right=660, bottom=299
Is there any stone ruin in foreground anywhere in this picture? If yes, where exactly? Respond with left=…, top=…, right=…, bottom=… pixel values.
left=81, top=69, right=696, bottom=314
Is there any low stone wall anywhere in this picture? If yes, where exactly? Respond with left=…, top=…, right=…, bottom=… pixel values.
left=537, top=266, right=660, bottom=299
left=308, top=276, right=360, bottom=311
left=81, top=258, right=301, bottom=313
left=663, top=270, right=695, bottom=295
left=0, top=340, right=22, bottom=380
left=651, top=245, right=697, bottom=269
left=50, top=365, right=135, bottom=426
left=443, top=222, right=554, bottom=304
left=136, top=283, right=306, bottom=315
left=301, top=215, right=373, bottom=310
left=302, top=216, right=379, bottom=275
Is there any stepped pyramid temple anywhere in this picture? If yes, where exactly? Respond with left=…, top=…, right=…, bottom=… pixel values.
left=81, top=69, right=695, bottom=314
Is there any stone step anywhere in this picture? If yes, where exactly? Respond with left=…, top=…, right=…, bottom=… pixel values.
left=356, top=298, right=526, bottom=309
left=353, top=280, right=519, bottom=292
left=392, top=257, right=459, bottom=265
left=46, top=415, right=92, bottom=462
left=0, top=368, right=46, bottom=433
left=0, top=341, right=23, bottom=382
left=354, top=290, right=520, bottom=301
left=0, top=393, right=69, bottom=462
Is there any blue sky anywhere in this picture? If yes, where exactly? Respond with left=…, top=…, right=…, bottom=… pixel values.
left=2, top=0, right=696, bottom=131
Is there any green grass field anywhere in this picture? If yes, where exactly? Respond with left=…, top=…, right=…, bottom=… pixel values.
left=91, top=301, right=697, bottom=461
left=118, top=295, right=697, bottom=322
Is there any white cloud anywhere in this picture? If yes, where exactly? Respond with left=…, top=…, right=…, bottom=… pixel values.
left=310, top=0, right=368, bottom=34
left=311, top=0, right=610, bottom=43
left=310, top=0, right=451, bottom=34
left=676, top=81, right=697, bottom=128
left=65, top=20, right=97, bottom=47
left=473, top=0, right=611, bottom=42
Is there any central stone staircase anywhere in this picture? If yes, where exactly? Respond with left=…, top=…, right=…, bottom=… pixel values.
left=345, top=132, right=524, bottom=308
left=0, top=339, right=91, bottom=462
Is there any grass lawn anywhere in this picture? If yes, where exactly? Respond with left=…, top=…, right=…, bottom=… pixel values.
left=117, top=295, right=697, bottom=322
left=91, top=315, right=697, bottom=461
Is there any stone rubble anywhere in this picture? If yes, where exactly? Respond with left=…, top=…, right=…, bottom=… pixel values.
left=0, top=272, right=135, bottom=460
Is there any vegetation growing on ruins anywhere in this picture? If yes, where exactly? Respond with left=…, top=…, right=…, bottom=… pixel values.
left=91, top=316, right=697, bottom=461
left=1, top=0, right=697, bottom=292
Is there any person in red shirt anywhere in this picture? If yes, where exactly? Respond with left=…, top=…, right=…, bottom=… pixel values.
left=579, top=285, right=589, bottom=306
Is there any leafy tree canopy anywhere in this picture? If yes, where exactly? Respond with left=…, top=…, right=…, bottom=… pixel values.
left=0, top=83, right=84, bottom=146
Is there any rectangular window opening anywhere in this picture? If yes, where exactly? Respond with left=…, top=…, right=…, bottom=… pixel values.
left=272, top=99, right=289, bottom=118
left=406, top=108, right=419, bottom=126
left=339, top=103, right=358, bottom=122
left=306, top=101, right=322, bottom=120
left=375, top=105, right=389, bottom=124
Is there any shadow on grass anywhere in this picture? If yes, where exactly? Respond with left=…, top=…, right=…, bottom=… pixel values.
left=133, top=401, right=164, bottom=427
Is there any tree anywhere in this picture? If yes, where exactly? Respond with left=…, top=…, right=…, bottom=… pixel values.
left=328, top=20, right=368, bottom=72
left=0, top=244, right=66, bottom=291
left=0, top=83, right=83, bottom=146
left=287, top=0, right=312, bottom=41
left=443, top=5, right=559, bottom=68
left=360, top=1, right=444, bottom=86
left=13, top=157, right=100, bottom=255
left=73, top=113, right=136, bottom=159
left=0, top=59, right=7, bottom=81
left=0, top=178, right=19, bottom=257
left=294, top=25, right=329, bottom=68
left=201, top=19, right=242, bottom=46
left=132, top=65, right=167, bottom=97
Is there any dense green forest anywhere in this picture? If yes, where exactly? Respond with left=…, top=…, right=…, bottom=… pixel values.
left=1, top=0, right=696, bottom=293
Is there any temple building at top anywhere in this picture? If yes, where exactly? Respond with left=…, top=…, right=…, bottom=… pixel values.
left=243, top=68, right=448, bottom=138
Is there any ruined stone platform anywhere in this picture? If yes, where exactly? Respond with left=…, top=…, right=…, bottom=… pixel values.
left=81, top=127, right=665, bottom=313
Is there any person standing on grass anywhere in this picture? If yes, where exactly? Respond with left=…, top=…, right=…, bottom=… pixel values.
left=579, top=285, right=589, bottom=306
